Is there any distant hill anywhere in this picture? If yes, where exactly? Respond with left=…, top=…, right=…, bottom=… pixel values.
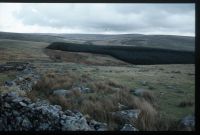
left=0, top=32, right=194, bottom=51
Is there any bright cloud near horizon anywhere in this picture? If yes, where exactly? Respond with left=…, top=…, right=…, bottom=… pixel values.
left=0, top=3, right=195, bottom=36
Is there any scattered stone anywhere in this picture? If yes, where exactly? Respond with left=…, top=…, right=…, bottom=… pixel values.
left=37, top=123, right=50, bottom=130
left=140, top=81, right=148, bottom=86
left=0, top=92, right=105, bottom=131
left=4, top=81, right=15, bottom=87
left=4, top=102, right=11, bottom=108
left=120, top=124, right=138, bottom=131
left=179, top=115, right=195, bottom=130
left=88, top=119, right=108, bottom=131
left=79, top=86, right=92, bottom=93
left=73, top=86, right=93, bottom=94
left=21, top=118, right=33, bottom=129
left=53, top=89, right=72, bottom=97
left=130, top=88, right=149, bottom=97
left=118, top=103, right=128, bottom=110
left=19, top=101, right=27, bottom=107
left=112, top=109, right=141, bottom=123
left=12, top=110, right=20, bottom=116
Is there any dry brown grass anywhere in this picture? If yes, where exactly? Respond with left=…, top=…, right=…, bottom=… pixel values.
left=141, top=90, right=156, bottom=104
left=33, top=72, right=77, bottom=93
left=107, top=79, right=124, bottom=88
left=27, top=71, right=163, bottom=131
left=154, top=114, right=180, bottom=131
left=45, top=49, right=127, bottom=66
left=27, top=70, right=79, bottom=101
left=87, top=80, right=124, bottom=95
left=48, top=95, right=73, bottom=109
left=135, top=99, right=158, bottom=131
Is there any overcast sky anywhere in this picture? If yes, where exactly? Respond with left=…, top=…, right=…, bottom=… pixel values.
left=0, top=3, right=195, bottom=36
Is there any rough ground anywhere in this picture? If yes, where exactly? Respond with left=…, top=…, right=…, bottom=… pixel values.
left=0, top=35, right=195, bottom=131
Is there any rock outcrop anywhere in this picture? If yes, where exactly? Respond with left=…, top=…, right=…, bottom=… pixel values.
left=0, top=92, right=107, bottom=131
left=179, top=115, right=195, bottom=131
left=120, top=124, right=138, bottom=131
left=111, top=109, right=141, bottom=123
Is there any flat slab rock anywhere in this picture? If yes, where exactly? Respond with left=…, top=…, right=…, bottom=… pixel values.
left=120, top=124, right=138, bottom=131
left=53, top=89, right=72, bottom=96
left=112, top=109, right=141, bottom=122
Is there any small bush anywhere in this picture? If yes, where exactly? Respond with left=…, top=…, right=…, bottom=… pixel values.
left=178, top=100, right=194, bottom=107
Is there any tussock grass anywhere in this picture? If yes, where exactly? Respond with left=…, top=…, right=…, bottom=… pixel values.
left=33, top=72, right=77, bottom=93
left=141, top=90, right=156, bottom=104
left=27, top=70, right=186, bottom=131
left=135, top=99, right=158, bottom=131
left=27, top=71, right=78, bottom=100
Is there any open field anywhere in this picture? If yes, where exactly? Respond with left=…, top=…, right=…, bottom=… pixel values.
left=0, top=32, right=195, bottom=131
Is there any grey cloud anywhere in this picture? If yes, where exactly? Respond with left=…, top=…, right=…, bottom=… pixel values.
left=13, top=3, right=194, bottom=35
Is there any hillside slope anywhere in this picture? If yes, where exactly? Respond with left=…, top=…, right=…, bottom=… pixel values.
left=0, top=32, right=195, bottom=51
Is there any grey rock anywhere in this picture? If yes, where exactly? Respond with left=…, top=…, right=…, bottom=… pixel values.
left=64, top=110, right=75, bottom=116
left=120, top=124, right=138, bottom=131
left=19, top=101, right=27, bottom=107
left=12, top=110, right=20, bottom=116
left=180, top=115, right=195, bottom=129
left=89, top=119, right=108, bottom=131
left=12, top=97, right=23, bottom=103
left=7, top=92, right=18, bottom=98
left=16, top=117, right=23, bottom=125
left=16, top=66, right=25, bottom=71
left=22, top=97, right=32, bottom=104
left=61, top=115, right=67, bottom=119
left=140, top=80, right=147, bottom=86
left=75, top=86, right=93, bottom=93
left=1, top=92, right=105, bottom=131
left=28, top=103, right=35, bottom=108
left=131, top=88, right=148, bottom=97
left=21, top=117, right=32, bottom=129
left=4, top=102, right=11, bottom=108
left=61, top=116, right=92, bottom=131
left=53, top=89, right=72, bottom=96
left=4, top=80, right=15, bottom=87
left=118, top=103, right=128, bottom=110
left=112, top=109, right=141, bottom=122
left=166, top=85, right=176, bottom=90
left=37, top=123, right=50, bottom=130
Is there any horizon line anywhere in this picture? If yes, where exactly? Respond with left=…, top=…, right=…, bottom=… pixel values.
left=0, top=31, right=195, bottom=37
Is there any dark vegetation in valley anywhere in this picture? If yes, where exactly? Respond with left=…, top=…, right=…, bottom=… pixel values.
left=47, top=42, right=194, bottom=65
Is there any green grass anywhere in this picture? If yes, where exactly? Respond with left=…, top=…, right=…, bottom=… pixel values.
left=0, top=38, right=195, bottom=130
left=0, top=72, right=16, bottom=85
